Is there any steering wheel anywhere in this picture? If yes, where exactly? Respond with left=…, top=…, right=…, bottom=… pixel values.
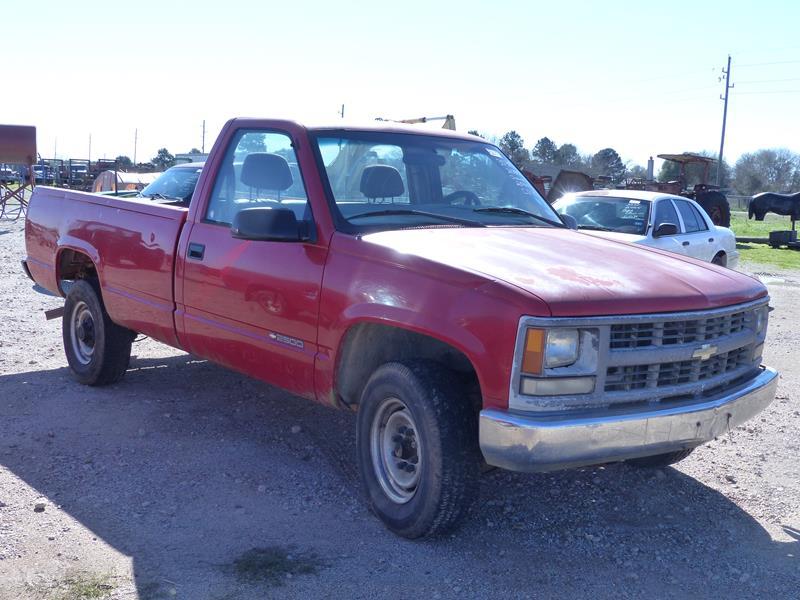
left=443, top=190, right=481, bottom=207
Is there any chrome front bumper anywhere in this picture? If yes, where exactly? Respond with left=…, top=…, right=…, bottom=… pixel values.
left=480, top=366, right=779, bottom=472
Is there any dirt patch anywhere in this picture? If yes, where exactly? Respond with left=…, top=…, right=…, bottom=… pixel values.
left=1, top=217, right=799, bottom=599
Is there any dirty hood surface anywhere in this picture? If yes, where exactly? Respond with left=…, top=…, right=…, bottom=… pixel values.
left=362, top=227, right=766, bottom=316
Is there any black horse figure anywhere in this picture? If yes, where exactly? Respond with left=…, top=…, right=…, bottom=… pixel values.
left=748, top=191, right=800, bottom=221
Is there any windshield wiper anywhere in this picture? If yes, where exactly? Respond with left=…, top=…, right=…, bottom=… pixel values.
left=472, top=206, right=564, bottom=227
left=348, top=209, right=486, bottom=228
left=577, top=224, right=616, bottom=232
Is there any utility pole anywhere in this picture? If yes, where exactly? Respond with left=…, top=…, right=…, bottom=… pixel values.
left=202, top=120, right=206, bottom=153
left=133, top=128, right=138, bottom=165
left=88, top=134, right=92, bottom=162
left=717, top=54, right=733, bottom=186
left=340, top=104, right=345, bottom=119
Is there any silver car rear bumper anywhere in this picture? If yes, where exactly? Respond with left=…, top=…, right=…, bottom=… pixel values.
left=480, top=366, right=778, bottom=472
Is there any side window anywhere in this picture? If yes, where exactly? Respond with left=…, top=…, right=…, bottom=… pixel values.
left=653, top=200, right=680, bottom=233
left=674, top=199, right=702, bottom=233
left=205, top=130, right=310, bottom=225
left=689, top=203, right=710, bottom=231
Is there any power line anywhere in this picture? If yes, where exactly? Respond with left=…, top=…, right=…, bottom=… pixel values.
left=735, top=89, right=800, bottom=95
left=736, top=77, right=800, bottom=84
left=736, top=59, right=800, bottom=68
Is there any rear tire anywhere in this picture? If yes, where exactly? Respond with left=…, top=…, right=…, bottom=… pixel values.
left=356, top=361, right=480, bottom=539
left=626, top=448, right=694, bottom=469
left=63, top=279, right=135, bottom=386
left=712, top=252, right=727, bottom=266
left=696, top=191, right=730, bottom=228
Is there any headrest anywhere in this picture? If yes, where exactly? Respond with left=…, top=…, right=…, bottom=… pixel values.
left=360, top=165, right=404, bottom=198
left=241, top=153, right=293, bottom=191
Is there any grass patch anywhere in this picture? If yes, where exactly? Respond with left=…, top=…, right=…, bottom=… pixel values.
left=737, top=243, right=800, bottom=270
left=729, top=211, right=794, bottom=238
left=728, top=212, right=800, bottom=270
left=29, top=572, right=117, bottom=600
left=228, top=546, right=323, bottom=586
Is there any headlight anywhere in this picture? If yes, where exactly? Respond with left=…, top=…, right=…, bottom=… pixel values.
left=545, top=329, right=580, bottom=368
left=754, top=306, right=769, bottom=335
left=521, top=328, right=579, bottom=374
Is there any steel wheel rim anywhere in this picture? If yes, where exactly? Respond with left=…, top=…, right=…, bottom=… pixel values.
left=370, top=397, right=422, bottom=504
left=70, top=301, right=96, bottom=365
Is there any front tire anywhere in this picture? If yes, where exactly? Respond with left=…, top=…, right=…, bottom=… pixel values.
left=63, top=279, right=135, bottom=386
left=356, top=361, right=480, bottom=539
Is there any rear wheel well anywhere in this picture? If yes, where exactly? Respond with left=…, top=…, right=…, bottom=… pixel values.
left=336, top=323, right=481, bottom=409
left=57, top=249, right=98, bottom=291
left=712, top=251, right=727, bottom=266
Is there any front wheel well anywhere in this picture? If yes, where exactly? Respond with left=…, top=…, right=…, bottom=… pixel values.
left=335, top=323, right=481, bottom=409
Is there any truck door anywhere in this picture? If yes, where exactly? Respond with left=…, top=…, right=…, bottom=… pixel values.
left=177, top=128, right=326, bottom=400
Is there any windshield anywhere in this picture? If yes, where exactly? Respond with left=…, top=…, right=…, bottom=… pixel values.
left=313, top=132, right=560, bottom=230
left=140, top=165, right=202, bottom=201
left=553, top=195, right=651, bottom=236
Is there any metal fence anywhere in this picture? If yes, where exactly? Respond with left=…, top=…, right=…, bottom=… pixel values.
left=728, top=195, right=750, bottom=212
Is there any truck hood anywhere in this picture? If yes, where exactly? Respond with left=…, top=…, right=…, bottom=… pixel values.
left=362, top=227, right=766, bottom=317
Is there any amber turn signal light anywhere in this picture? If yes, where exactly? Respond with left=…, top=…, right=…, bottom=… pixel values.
left=521, top=328, right=545, bottom=375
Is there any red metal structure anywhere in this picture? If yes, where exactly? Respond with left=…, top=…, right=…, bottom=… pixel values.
left=0, top=125, right=36, bottom=220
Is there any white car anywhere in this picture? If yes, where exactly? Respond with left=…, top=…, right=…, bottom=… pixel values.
left=553, top=190, right=739, bottom=269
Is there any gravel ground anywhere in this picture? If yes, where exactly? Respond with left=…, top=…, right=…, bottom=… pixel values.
left=1, top=215, right=798, bottom=599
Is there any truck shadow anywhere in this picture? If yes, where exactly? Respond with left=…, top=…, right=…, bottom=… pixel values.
left=0, top=353, right=797, bottom=598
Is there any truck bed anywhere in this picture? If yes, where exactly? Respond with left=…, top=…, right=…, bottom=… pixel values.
left=25, top=187, right=188, bottom=347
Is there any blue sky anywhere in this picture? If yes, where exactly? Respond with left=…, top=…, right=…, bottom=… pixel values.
left=3, top=0, right=799, bottom=170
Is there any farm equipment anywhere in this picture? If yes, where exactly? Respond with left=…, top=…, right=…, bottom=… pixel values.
left=525, top=152, right=732, bottom=227
left=376, top=115, right=457, bottom=130
left=622, top=153, right=731, bottom=227
left=0, top=124, right=36, bottom=220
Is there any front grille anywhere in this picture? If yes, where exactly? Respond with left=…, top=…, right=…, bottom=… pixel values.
left=605, top=346, right=752, bottom=392
left=610, top=309, right=748, bottom=349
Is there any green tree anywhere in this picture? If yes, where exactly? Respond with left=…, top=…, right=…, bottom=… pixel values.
left=554, top=143, right=582, bottom=168
left=152, top=148, right=175, bottom=170
left=627, top=164, right=648, bottom=179
left=239, top=134, right=267, bottom=154
left=591, top=148, right=626, bottom=183
left=115, top=155, right=133, bottom=169
left=531, top=137, right=558, bottom=164
left=498, top=131, right=530, bottom=168
left=733, top=148, right=800, bottom=195
left=188, top=147, right=202, bottom=154
left=467, top=129, right=483, bottom=138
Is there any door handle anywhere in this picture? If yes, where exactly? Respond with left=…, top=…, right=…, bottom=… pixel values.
left=682, top=241, right=690, bottom=246
left=188, top=242, right=205, bottom=260
left=708, top=238, right=714, bottom=243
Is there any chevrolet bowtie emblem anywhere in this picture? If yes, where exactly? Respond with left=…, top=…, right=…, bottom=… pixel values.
left=692, top=343, right=717, bottom=361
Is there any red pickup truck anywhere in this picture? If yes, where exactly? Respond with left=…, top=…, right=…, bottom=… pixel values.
left=23, top=118, right=778, bottom=538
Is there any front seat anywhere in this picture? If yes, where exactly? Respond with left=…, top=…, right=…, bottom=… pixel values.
left=241, top=153, right=293, bottom=201
left=360, top=165, right=404, bottom=202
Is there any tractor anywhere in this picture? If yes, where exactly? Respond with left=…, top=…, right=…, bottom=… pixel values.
left=622, top=153, right=731, bottom=227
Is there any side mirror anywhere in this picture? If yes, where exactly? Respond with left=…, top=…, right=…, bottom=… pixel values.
left=653, top=222, right=679, bottom=238
left=559, top=213, right=578, bottom=230
left=231, top=207, right=304, bottom=242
